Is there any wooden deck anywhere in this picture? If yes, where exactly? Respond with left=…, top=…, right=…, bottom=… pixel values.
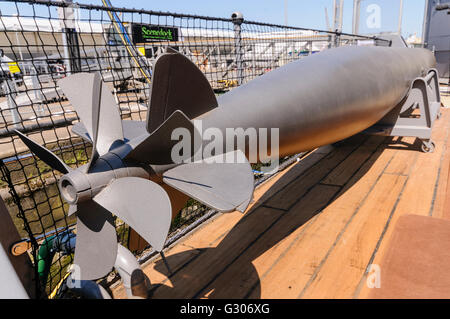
left=112, top=97, right=450, bottom=299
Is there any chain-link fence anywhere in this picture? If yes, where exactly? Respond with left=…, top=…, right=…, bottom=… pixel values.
left=0, top=0, right=391, bottom=298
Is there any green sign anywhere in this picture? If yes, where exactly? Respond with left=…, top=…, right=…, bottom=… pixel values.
left=132, top=24, right=179, bottom=43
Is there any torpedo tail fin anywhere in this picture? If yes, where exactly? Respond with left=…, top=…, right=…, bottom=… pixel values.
left=147, top=48, right=218, bottom=134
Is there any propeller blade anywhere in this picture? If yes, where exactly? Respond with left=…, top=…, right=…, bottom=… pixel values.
left=73, top=200, right=118, bottom=280
left=71, top=122, right=92, bottom=143
left=15, top=130, right=71, bottom=174
left=93, top=177, right=172, bottom=252
left=58, top=74, right=96, bottom=143
left=58, top=73, right=124, bottom=158
left=123, top=110, right=201, bottom=165
left=147, top=48, right=218, bottom=134
left=72, top=120, right=147, bottom=144
left=162, top=150, right=254, bottom=212
left=68, top=204, right=77, bottom=216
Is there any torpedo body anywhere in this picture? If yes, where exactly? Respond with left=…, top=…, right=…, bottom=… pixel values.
left=199, top=45, right=436, bottom=157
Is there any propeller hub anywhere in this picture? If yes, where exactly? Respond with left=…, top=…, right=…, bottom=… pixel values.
left=58, top=170, right=92, bottom=205
left=58, top=160, right=150, bottom=206
left=60, top=178, right=77, bottom=203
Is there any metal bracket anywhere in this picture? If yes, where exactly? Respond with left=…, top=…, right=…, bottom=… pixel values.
left=364, top=68, right=442, bottom=152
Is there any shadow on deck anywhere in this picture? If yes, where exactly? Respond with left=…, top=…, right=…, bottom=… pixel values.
left=112, top=107, right=450, bottom=299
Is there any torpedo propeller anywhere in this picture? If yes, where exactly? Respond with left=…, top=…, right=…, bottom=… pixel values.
left=15, top=48, right=255, bottom=281
left=15, top=71, right=174, bottom=280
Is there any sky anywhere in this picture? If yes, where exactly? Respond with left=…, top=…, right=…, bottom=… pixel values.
left=90, top=0, right=427, bottom=37
left=1, top=0, right=427, bottom=38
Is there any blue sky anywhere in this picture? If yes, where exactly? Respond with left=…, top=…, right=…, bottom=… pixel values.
left=1, top=0, right=427, bottom=38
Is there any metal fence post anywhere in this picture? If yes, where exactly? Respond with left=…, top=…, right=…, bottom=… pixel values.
left=334, top=30, right=341, bottom=47
left=57, top=0, right=81, bottom=74
left=30, top=66, right=43, bottom=102
left=232, top=12, right=244, bottom=86
left=2, top=79, right=21, bottom=128
left=352, top=0, right=361, bottom=34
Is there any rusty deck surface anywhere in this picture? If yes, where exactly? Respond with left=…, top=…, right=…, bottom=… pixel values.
left=112, top=97, right=450, bottom=299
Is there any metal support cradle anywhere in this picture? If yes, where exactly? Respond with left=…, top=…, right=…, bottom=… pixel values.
left=364, top=68, right=442, bottom=153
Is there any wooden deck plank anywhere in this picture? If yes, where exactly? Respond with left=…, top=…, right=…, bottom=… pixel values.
left=444, top=165, right=450, bottom=219
left=265, top=136, right=367, bottom=210
left=293, top=138, right=421, bottom=299
left=151, top=206, right=285, bottom=298
left=379, top=110, right=448, bottom=218
left=321, top=136, right=386, bottom=186
left=175, top=212, right=243, bottom=249
left=195, top=184, right=340, bottom=299
left=431, top=115, right=450, bottom=219
left=249, top=148, right=333, bottom=209
left=383, top=137, right=418, bottom=175
left=300, top=173, right=407, bottom=298
left=112, top=147, right=334, bottom=298
left=247, top=146, right=397, bottom=298
left=357, top=110, right=450, bottom=298
left=194, top=137, right=385, bottom=298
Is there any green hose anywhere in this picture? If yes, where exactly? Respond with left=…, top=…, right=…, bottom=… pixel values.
left=37, top=235, right=56, bottom=287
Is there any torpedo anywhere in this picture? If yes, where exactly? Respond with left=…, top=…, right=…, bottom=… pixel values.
left=15, top=44, right=438, bottom=280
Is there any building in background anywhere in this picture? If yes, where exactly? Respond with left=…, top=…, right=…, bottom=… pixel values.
left=423, top=0, right=450, bottom=81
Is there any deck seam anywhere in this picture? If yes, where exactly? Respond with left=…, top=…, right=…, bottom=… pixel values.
left=319, top=182, right=344, bottom=187
left=383, top=172, right=408, bottom=177
left=429, top=121, right=450, bottom=217
left=260, top=204, right=289, bottom=211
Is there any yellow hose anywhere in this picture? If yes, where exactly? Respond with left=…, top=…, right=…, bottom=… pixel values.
left=101, top=0, right=151, bottom=84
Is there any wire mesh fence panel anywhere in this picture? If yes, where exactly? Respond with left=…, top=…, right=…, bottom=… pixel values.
left=0, top=0, right=390, bottom=298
